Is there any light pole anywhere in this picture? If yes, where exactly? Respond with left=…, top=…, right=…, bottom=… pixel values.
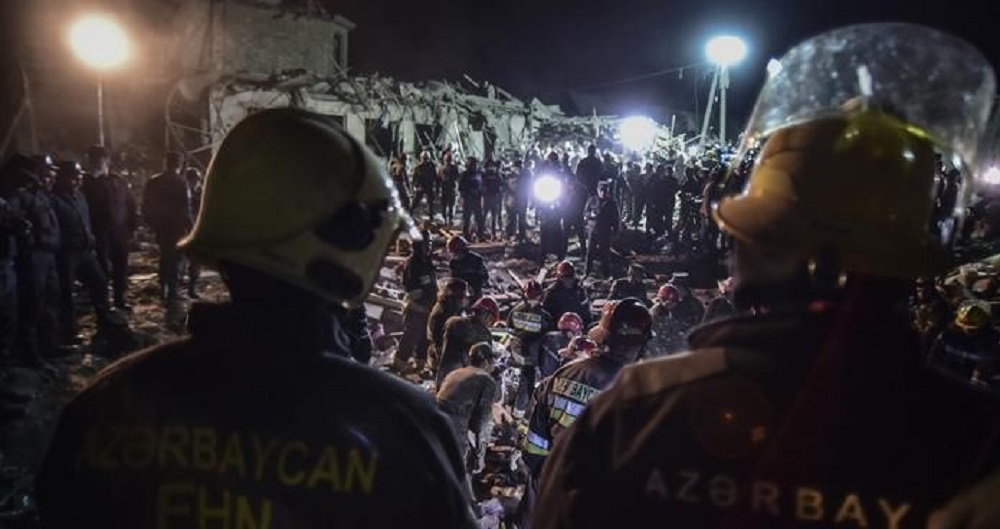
left=69, top=15, right=130, bottom=147
left=699, top=35, right=747, bottom=151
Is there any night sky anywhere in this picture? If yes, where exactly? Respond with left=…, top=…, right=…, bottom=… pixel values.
left=325, top=0, right=997, bottom=122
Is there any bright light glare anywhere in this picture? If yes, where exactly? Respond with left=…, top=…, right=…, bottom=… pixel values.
left=984, top=166, right=1000, bottom=185
left=533, top=174, right=563, bottom=203
left=706, top=36, right=747, bottom=68
left=766, top=58, right=782, bottom=78
left=619, top=116, right=658, bottom=152
left=687, top=145, right=700, bottom=158
left=69, top=15, right=129, bottom=70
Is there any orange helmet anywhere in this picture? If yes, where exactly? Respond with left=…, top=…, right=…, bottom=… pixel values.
left=556, top=260, right=575, bottom=278
left=557, top=312, right=584, bottom=333
left=657, top=285, right=681, bottom=303
left=471, top=296, right=500, bottom=324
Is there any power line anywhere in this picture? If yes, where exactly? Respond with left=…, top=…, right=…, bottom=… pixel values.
left=567, top=62, right=707, bottom=92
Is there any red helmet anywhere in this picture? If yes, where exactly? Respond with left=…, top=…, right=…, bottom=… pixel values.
left=568, top=336, right=598, bottom=356
left=657, top=284, right=681, bottom=303
left=556, top=260, right=575, bottom=278
left=524, top=280, right=543, bottom=300
left=471, top=296, right=500, bottom=324
left=557, top=312, right=584, bottom=333
left=447, top=235, right=468, bottom=253
left=588, top=298, right=652, bottom=348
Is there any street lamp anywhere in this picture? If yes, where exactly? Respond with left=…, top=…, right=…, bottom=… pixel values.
left=699, top=35, right=747, bottom=150
left=69, top=15, right=130, bottom=147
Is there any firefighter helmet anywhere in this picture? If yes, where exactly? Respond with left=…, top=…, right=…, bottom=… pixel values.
left=557, top=312, right=584, bottom=333
left=588, top=298, right=653, bottom=348
left=179, top=108, right=418, bottom=307
left=471, top=296, right=500, bottom=324
left=656, top=285, right=681, bottom=303
left=524, top=280, right=543, bottom=300
left=447, top=235, right=468, bottom=253
left=556, top=260, right=575, bottom=278
left=955, top=302, right=991, bottom=333
left=567, top=336, right=598, bottom=357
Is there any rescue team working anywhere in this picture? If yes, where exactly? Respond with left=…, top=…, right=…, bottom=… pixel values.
left=76, top=425, right=378, bottom=527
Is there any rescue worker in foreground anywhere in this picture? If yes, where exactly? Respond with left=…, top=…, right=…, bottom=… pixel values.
left=521, top=298, right=651, bottom=527
left=508, top=280, right=555, bottom=417
left=533, top=23, right=1000, bottom=529
left=437, top=296, right=497, bottom=386
left=542, top=261, right=592, bottom=328
left=436, top=342, right=501, bottom=472
left=36, top=108, right=477, bottom=528
left=538, top=312, right=585, bottom=380
left=448, top=235, right=489, bottom=301
left=394, top=230, right=436, bottom=373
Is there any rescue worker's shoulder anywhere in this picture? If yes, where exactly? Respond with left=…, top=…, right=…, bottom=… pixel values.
left=609, top=348, right=731, bottom=402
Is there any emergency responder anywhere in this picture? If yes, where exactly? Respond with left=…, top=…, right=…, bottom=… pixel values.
left=576, top=145, right=603, bottom=197
left=12, top=156, right=60, bottom=366
left=583, top=180, right=620, bottom=278
left=646, top=164, right=678, bottom=238
left=608, top=264, right=649, bottom=305
left=927, top=301, right=1000, bottom=385
left=437, top=296, right=497, bottom=386
left=533, top=24, right=1000, bottom=529
left=563, top=166, right=590, bottom=255
left=82, top=146, right=136, bottom=310
left=521, top=298, right=651, bottom=527
left=559, top=335, right=598, bottom=364
left=141, top=151, right=193, bottom=302
left=911, top=277, right=951, bottom=352
left=428, top=278, right=470, bottom=370
left=646, top=285, right=688, bottom=357
left=676, top=165, right=707, bottom=242
left=538, top=312, right=585, bottom=379
left=482, top=158, right=503, bottom=239
left=436, top=341, right=501, bottom=471
left=50, top=162, right=112, bottom=344
left=702, top=276, right=737, bottom=323
left=390, top=155, right=411, bottom=211
left=448, top=235, right=489, bottom=301
left=37, top=108, right=477, bottom=528
left=542, top=261, right=591, bottom=327
left=411, top=151, right=437, bottom=219
left=505, top=158, right=531, bottom=241
left=184, top=167, right=204, bottom=298
left=395, top=230, right=436, bottom=373
left=439, top=152, right=459, bottom=226
left=508, top=280, right=555, bottom=416
left=459, top=157, right=485, bottom=239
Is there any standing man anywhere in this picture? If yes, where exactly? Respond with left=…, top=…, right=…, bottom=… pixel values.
left=184, top=167, right=204, bottom=298
left=411, top=151, right=438, bottom=220
left=576, top=145, right=603, bottom=197
left=438, top=152, right=459, bottom=226
left=482, top=159, right=504, bottom=240
left=458, top=157, right=485, bottom=240
left=141, top=152, right=193, bottom=302
left=583, top=180, right=620, bottom=279
left=82, top=146, right=136, bottom=310
left=507, top=280, right=555, bottom=416
left=394, top=230, right=437, bottom=373
left=506, top=158, right=532, bottom=241
left=36, top=108, right=477, bottom=528
left=448, top=235, right=489, bottom=301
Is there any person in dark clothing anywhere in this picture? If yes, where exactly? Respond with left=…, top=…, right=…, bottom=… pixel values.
left=438, top=153, right=459, bottom=226
left=535, top=163, right=567, bottom=263
left=36, top=108, right=476, bottom=529
left=702, top=276, right=737, bottom=323
left=394, top=231, right=437, bottom=372
left=542, top=260, right=592, bottom=327
left=505, top=159, right=531, bottom=241
left=142, top=152, right=194, bottom=302
left=390, top=156, right=411, bottom=211
left=448, top=235, right=489, bottom=301
left=82, top=146, right=136, bottom=310
left=428, top=278, right=470, bottom=370
left=11, top=157, right=61, bottom=366
left=608, top=264, right=649, bottom=306
left=50, top=162, right=111, bottom=344
left=411, top=152, right=438, bottom=219
left=927, top=302, right=1000, bottom=385
left=437, top=296, right=497, bottom=386
left=482, top=159, right=504, bottom=239
left=184, top=167, right=204, bottom=299
left=584, top=181, right=619, bottom=278
left=0, top=157, right=35, bottom=361
left=507, top=280, right=555, bottom=415
left=436, top=342, right=501, bottom=471
left=458, top=157, right=485, bottom=240
left=911, top=277, right=951, bottom=354
left=533, top=35, right=1000, bottom=528
left=328, top=304, right=374, bottom=364
left=538, top=312, right=585, bottom=381
left=646, top=164, right=678, bottom=238
left=564, top=174, right=590, bottom=255
left=576, top=145, right=604, bottom=197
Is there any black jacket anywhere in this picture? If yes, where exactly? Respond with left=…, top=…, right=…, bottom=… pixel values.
left=535, top=304, right=1000, bottom=529
left=82, top=172, right=137, bottom=238
left=50, top=190, right=96, bottom=252
left=584, top=196, right=619, bottom=235
left=13, top=187, right=59, bottom=253
left=413, top=161, right=438, bottom=192
left=36, top=302, right=477, bottom=528
left=508, top=301, right=555, bottom=364
left=542, top=281, right=592, bottom=326
left=142, top=172, right=193, bottom=242
left=402, top=256, right=438, bottom=310
left=449, top=251, right=488, bottom=300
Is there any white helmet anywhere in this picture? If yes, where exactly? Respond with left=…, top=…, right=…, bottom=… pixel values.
left=179, top=108, right=419, bottom=306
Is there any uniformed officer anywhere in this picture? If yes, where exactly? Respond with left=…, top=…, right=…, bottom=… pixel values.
left=538, top=312, right=585, bottom=380
left=36, top=108, right=477, bottom=528
left=437, top=296, right=497, bottom=386
left=507, top=280, right=555, bottom=415
left=534, top=24, right=1000, bottom=529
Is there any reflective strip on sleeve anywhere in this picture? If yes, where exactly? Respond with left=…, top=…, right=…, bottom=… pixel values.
left=525, top=431, right=551, bottom=456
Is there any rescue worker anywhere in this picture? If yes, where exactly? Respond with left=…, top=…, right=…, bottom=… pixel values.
left=533, top=24, right=1000, bottom=529
left=911, top=276, right=951, bottom=353
left=82, top=146, right=136, bottom=310
left=576, top=145, right=603, bottom=197
left=437, top=296, right=497, bottom=386
left=436, top=341, right=501, bottom=472
left=428, top=278, right=470, bottom=370
left=411, top=151, right=437, bottom=219
left=521, top=299, right=651, bottom=527
left=927, top=301, right=1000, bottom=385
left=646, top=285, right=689, bottom=357
left=185, top=167, right=204, bottom=299
left=394, top=230, right=437, bottom=373
left=458, top=157, right=485, bottom=239
left=141, top=151, right=194, bottom=302
left=702, top=276, right=737, bottom=323
left=542, top=261, right=592, bottom=327
left=508, top=280, right=555, bottom=416
left=448, top=235, right=489, bottom=301
left=583, top=180, right=620, bottom=278
left=646, top=164, right=678, bottom=238
left=36, top=108, right=477, bottom=528
left=438, top=152, right=459, bottom=226
left=390, top=156, right=411, bottom=211
left=482, top=158, right=503, bottom=239
left=505, top=158, right=531, bottom=241
left=12, top=156, right=60, bottom=366
left=558, top=335, right=599, bottom=364
left=49, top=162, right=112, bottom=344
left=608, top=264, right=649, bottom=305
left=539, top=312, right=585, bottom=380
